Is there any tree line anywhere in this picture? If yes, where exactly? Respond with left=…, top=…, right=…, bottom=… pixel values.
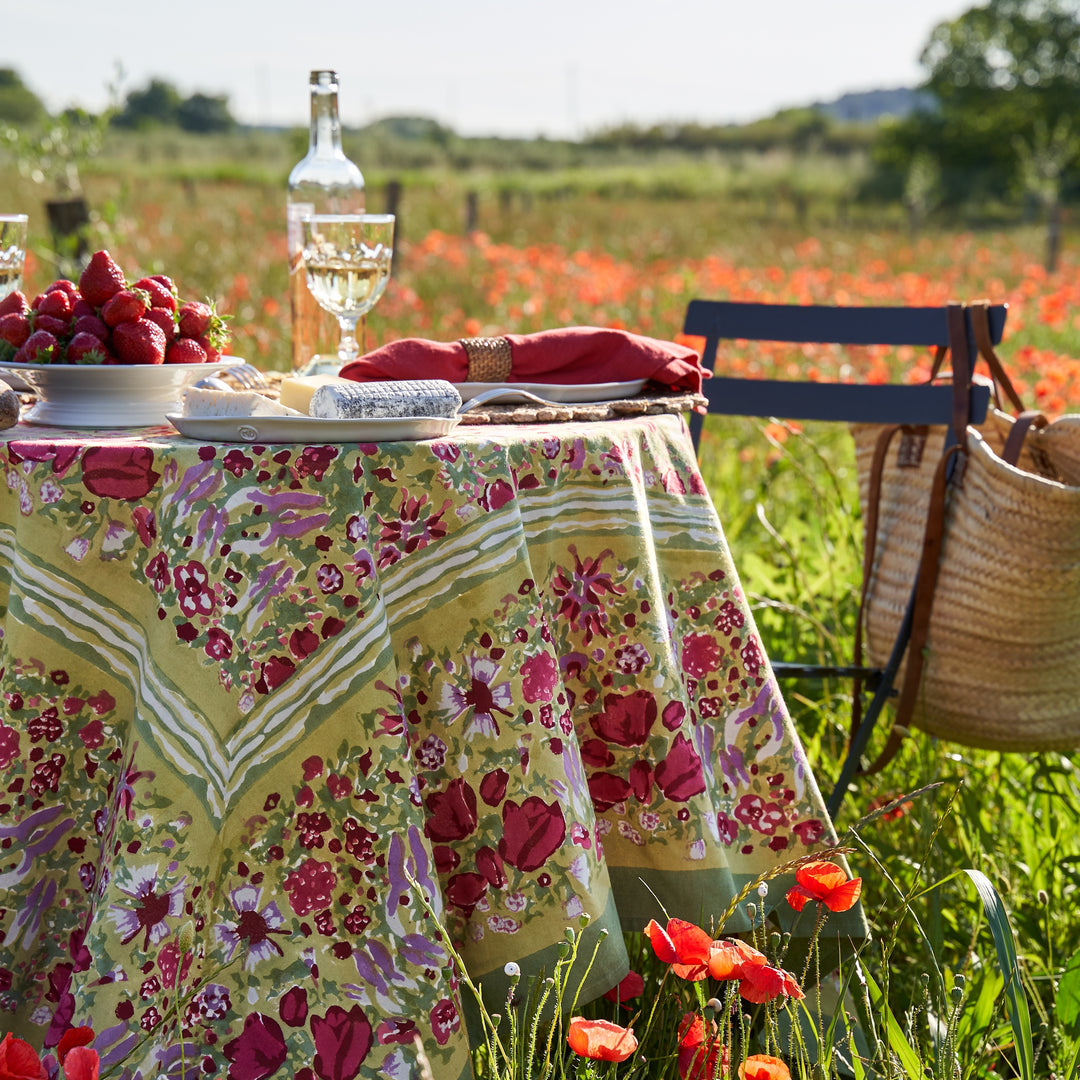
left=3, top=0, right=1080, bottom=219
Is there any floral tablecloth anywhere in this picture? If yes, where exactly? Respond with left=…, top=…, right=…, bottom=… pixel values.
left=0, top=413, right=863, bottom=1080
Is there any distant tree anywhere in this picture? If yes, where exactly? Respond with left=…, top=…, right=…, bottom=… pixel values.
left=112, top=79, right=182, bottom=129
left=0, top=68, right=47, bottom=126
left=871, top=0, right=1080, bottom=205
left=177, top=93, right=235, bottom=133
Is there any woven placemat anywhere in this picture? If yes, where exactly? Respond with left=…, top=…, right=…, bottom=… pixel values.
left=256, top=372, right=704, bottom=425
left=456, top=389, right=706, bottom=425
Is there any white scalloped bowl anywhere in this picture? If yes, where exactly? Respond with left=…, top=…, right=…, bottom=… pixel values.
left=0, top=358, right=245, bottom=428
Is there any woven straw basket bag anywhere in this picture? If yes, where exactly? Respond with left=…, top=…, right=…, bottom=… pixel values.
left=850, top=302, right=1080, bottom=755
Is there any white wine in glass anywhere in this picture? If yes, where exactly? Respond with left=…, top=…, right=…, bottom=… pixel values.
left=300, top=213, right=394, bottom=376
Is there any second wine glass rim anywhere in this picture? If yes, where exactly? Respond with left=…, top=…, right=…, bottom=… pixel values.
left=302, top=212, right=395, bottom=224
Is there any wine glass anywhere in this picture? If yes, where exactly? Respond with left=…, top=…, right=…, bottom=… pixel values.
left=0, top=214, right=28, bottom=302
left=299, top=213, right=395, bottom=376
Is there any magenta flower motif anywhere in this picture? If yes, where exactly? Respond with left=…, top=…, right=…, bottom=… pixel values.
left=440, top=654, right=513, bottom=738
left=550, top=545, right=626, bottom=643
left=145, top=551, right=169, bottom=594
left=172, top=560, right=214, bottom=617
left=429, top=998, right=461, bottom=1047
left=312, top=1004, right=373, bottom=1080
left=375, top=490, right=451, bottom=568
left=681, top=632, right=722, bottom=678
left=215, top=884, right=288, bottom=971
left=733, top=794, right=788, bottom=836
left=223, top=1012, right=287, bottom=1080
left=0, top=724, right=19, bottom=769
left=106, top=863, right=186, bottom=949
left=283, top=858, right=337, bottom=916
left=205, top=627, right=233, bottom=660
left=589, top=689, right=657, bottom=748
left=520, top=652, right=559, bottom=703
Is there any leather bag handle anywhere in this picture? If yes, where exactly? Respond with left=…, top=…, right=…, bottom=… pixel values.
left=969, top=299, right=1026, bottom=415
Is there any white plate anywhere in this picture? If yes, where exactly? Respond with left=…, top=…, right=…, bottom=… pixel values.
left=453, top=379, right=646, bottom=404
left=1, top=357, right=246, bottom=428
left=167, top=413, right=460, bottom=444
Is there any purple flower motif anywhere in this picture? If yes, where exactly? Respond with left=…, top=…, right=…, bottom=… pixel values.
left=214, top=884, right=287, bottom=970
left=440, top=654, right=513, bottom=738
left=195, top=982, right=232, bottom=1020
left=718, top=743, right=750, bottom=787
left=316, top=564, right=344, bottom=593
left=106, top=864, right=186, bottom=949
left=415, top=735, right=447, bottom=771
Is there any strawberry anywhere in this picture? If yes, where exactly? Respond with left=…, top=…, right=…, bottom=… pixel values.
left=197, top=335, right=221, bottom=362
left=65, top=331, right=110, bottom=365
left=0, top=312, right=31, bottom=349
left=144, top=307, right=177, bottom=343
left=33, top=313, right=70, bottom=337
left=134, top=276, right=178, bottom=313
left=45, top=279, right=79, bottom=300
left=72, top=314, right=109, bottom=342
left=101, top=288, right=149, bottom=328
left=14, top=329, right=59, bottom=364
left=177, top=300, right=230, bottom=350
left=111, top=318, right=166, bottom=364
left=165, top=338, right=207, bottom=364
left=177, top=301, right=212, bottom=338
left=0, top=290, right=28, bottom=317
left=78, top=250, right=126, bottom=307
left=71, top=298, right=96, bottom=319
left=36, top=290, right=73, bottom=321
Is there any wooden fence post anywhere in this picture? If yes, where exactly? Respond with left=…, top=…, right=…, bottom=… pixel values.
left=465, top=190, right=479, bottom=234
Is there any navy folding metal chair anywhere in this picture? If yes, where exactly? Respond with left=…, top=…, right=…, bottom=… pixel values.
left=682, top=300, right=1006, bottom=817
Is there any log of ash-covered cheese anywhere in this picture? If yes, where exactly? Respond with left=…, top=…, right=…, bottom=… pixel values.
left=309, top=379, right=462, bottom=420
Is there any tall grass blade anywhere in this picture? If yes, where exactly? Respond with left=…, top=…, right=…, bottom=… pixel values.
left=862, top=966, right=924, bottom=1080
left=965, top=869, right=1034, bottom=1080
left=1057, top=949, right=1080, bottom=1036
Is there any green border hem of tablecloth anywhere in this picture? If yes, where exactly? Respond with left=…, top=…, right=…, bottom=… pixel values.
left=461, top=886, right=628, bottom=1047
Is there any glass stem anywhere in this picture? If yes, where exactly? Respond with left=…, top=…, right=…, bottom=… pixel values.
left=337, top=316, right=360, bottom=363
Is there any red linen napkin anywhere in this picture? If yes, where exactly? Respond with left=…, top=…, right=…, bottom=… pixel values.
left=338, top=327, right=705, bottom=394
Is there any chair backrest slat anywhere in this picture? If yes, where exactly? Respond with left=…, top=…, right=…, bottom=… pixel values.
left=683, top=299, right=1007, bottom=444
left=701, top=376, right=991, bottom=426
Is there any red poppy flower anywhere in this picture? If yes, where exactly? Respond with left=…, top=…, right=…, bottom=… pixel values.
left=644, top=917, right=713, bottom=980
left=707, top=938, right=768, bottom=981
left=0, top=1034, right=46, bottom=1080
left=677, top=1014, right=729, bottom=1080
left=785, top=861, right=863, bottom=913
left=740, top=1054, right=792, bottom=1080
left=738, top=964, right=805, bottom=1004
left=56, top=1029, right=95, bottom=1064
left=566, top=1018, right=638, bottom=1062
left=602, top=969, right=645, bottom=1006
left=60, top=1047, right=99, bottom=1080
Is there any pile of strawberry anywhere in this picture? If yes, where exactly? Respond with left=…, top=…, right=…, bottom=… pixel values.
left=0, top=249, right=230, bottom=365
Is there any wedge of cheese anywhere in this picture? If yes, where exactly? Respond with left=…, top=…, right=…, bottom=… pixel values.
left=278, top=374, right=354, bottom=414
left=182, top=387, right=302, bottom=417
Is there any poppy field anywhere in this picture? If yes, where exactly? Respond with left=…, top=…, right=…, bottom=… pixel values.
left=9, top=162, right=1080, bottom=1078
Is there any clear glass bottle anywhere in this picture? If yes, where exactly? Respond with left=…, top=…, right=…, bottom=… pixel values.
left=287, top=70, right=365, bottom=373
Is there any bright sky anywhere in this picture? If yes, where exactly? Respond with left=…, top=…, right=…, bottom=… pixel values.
left=6, top=0, right=975, bottom=138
